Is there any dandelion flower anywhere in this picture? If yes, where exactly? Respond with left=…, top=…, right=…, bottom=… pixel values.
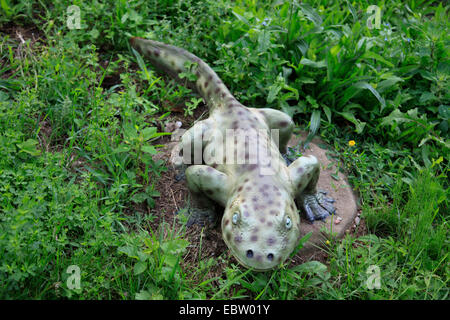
left=348, top=140, right=356, bottom=147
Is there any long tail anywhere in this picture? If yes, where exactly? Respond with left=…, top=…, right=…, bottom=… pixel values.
left=130, top=37, right=236, bottom=110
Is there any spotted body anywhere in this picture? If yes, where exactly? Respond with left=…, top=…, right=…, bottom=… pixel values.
left=130, top=37, right=335, bottom=271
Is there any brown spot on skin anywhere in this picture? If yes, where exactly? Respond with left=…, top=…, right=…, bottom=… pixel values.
left=279, top=121, right=289, bottom=127
left=269, top=210, right=277, bottom=215
left=215, top=88, right=220, bottom=94
left=267, top=237, right=276, bottom=246
left=238, top=186, right=243, bottom=192
left=154, top=49, right=160, bottom=57
left=243, top=211, right=250, bottom=217
left=267, top=221, right=273, bottom=227
left=252, top=196, right=258, bottom=202
left=224, top=219, right=230, bottom=226
left=260, top=217, right=266, bottom=223
left=208, top=74, right=213, bottom=81
left=234, top=235, right=242, bottom=243
left=226, top=233, right=232, bottom=241
left=204, top=81, right=209, bottom=88
left=297, top=167, right=304, bottom=174
left=251, top=235, right=258, bottom=242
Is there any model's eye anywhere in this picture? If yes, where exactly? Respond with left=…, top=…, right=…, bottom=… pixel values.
left=232, top=212, right=240, bottom=224
left=285, top=217, right=292, bottom=229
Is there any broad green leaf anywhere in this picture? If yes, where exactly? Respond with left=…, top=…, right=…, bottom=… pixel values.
left=131, top=192, right=148, bottom=203
left=291, top=260, right=327, bottom=274
left=117, top=246, right=139, bottom=259
left=339, top=111, right=366, bottom=134
left=353, top=81, right=386, bottom=110
left=141, top=145, right=157, bottom=155
left=322, top=105, right=332, bottom=123
left=267, top=83, right=282, bottom=103
left=113, top=144, right=131, bottom=153
left=142, top=127, right=157, bottom=140
left=16, top=139, right=41, bottom=156
left=361, top=51, right=394, bottom=68
left=300, top=57, right=327, bottom=69
left=133, top=261, right=147, bottom=275
left=303, top=110, right=321, bottom=148
left=297, top=3, right=323, bottom=26
left=123, top=122, right=138, bottom=140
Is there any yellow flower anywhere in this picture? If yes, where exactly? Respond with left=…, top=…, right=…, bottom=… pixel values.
left=325, top=240, right=331, bottom=245
left=348, top=140, right=356, bottom=147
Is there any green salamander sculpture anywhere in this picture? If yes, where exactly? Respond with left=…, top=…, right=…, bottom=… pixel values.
left=130, top=37, right=335, bottom=271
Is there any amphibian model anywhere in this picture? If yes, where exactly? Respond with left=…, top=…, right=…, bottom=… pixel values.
left=130, top=37, right=335, bottom=271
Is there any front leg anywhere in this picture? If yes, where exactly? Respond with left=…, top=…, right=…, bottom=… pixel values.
left=288, top=155, right=336, bottom=222
left=184, top=165, right=231, bottom=226
left=170, top=119, right=213, bottom=182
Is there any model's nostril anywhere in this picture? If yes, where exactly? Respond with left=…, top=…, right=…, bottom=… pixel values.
left=267, top=253, right=274, bottom=261
left=246, top=250, right=254, bottom=258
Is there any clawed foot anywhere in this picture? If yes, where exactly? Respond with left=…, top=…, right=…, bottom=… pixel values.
left=175, top=207, right=219, bottom=228
left=302, top=190, right=336, bottom=222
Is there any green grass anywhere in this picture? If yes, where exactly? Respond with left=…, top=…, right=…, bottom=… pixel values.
left=0, top=0, right=448, bottom=299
